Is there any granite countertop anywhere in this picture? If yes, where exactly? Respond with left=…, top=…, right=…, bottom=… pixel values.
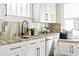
left=58, top=39, right=79, bottom=43
left=0, top=33, right=59, bottom=45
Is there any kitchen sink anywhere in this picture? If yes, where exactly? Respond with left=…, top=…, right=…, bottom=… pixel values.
left=20, top=35, right=30, bottom=39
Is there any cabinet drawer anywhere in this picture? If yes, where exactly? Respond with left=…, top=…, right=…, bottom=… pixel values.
left=0, top=42, right=26, bottom=56
left=10, top=43, right=25, bottom=51
left=37, top=38, right=45, bottom=44
left=28, top=40, right=38, bottom=46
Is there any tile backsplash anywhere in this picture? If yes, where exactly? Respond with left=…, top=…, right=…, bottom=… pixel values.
left=48, top=23, right=61, bottom=33
left=0, top=17, right=61, bottom=37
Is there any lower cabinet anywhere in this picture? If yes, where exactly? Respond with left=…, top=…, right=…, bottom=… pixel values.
left=57, top=41, right=79, bottom=56
left=28, top=38, right=45, bottom=56
left=28, top=39, right=38, bottom=56
left=38, top=38, right=45, bottom=56
left=57, top=42, right=71, bottom=56
left=0, top=38, right=45, bottom=56
left=72, top=44, right=79, bottom=56
left=0, top=42, right=27, bottom=56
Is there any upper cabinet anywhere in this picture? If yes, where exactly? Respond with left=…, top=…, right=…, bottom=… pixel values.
left=6, top=3, right=56, bottom=23
left=32, top=3, right=56, bottom=23
left=40, top=3, right=56, bottom=23
left=32, top=3, right=40, bottom=22
left=7, top=3, right=32, bottom=17
left=0, top=4, right=6, bottom=19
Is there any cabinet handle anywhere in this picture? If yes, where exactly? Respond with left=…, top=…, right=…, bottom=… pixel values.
left=10, top=46, right=21, bottom=50
left=36, top=48, right=40, bottom=56
left=16, top=55, right=19, bottom=56
left=30, top=42, right=36, bottom=45
left=72, top=46, right=74, bottom=53
left=70, top=45, right=71, bottom=53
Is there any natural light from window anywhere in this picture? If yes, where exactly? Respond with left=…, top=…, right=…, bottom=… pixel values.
left=64, top=3, right=79, bottom=37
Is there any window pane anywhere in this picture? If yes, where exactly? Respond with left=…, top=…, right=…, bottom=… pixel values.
left=64, top=19, right=74, bottom=31
left=64, top=4, right=79, bottom=18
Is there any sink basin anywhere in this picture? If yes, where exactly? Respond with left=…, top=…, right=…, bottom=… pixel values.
left=20, top=35, right=30, bottom=39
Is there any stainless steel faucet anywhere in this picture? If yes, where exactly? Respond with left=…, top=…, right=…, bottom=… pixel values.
left=21, top=20, right=28, bottom=36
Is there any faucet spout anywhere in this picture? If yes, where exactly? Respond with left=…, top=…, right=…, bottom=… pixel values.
left=21, top=20, right=28, bottom=36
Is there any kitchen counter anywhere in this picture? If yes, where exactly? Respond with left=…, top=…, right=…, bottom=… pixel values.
left=0, top=33, right=59, bottom=45
left=58, top=39, right=79, bottom=43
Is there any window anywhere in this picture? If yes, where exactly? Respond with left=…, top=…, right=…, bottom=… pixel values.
left=64, top=4, right=79, bottom=36
left=64, top=3, right=79, bottom=18
left=64, top=19, right=74, bottom=31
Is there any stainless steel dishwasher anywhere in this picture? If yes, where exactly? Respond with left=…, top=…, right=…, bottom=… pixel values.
left=45, top=36, right=54, bottom=56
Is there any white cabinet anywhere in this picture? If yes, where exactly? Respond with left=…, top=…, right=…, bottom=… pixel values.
left=28, top=38, right=45, bottom=56
left=0, top=38, right=45, bottom=56
left=57, top=42, right=71, bottom=56
left=72, top=44, right=79, bottom=56
left=40, top=3, right=46, bottom=22
left=7, top=3, right=17, bottom=16
left=0, top=42, right=27, bottom=56
left=57, top=41, right=79, bottom=56
left=32, top=3, right=40, bottom=22
left=7, top=3, right=32, bottom=17
left=0, top=3, right=6, bottom=19
left=38, top=38, right=45, bottom=56
left=16, top=4, right=22, bottom=16
left=28, top=39, right=38, bottom=56
left=7, top=3, right=11, bottom=16
left=32, top=3, right=56, bottom=23
left=40, top=3, right=56, bottom=23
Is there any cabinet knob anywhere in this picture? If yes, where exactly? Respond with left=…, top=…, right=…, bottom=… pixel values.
left=16, top=55, right=19, bottom=56
left=72, top=46, right=74, bottom=53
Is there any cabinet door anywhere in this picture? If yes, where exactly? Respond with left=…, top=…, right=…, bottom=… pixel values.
left=11, top=3, right=17, bottom=16
left=0, top=46, right=10, bottom=56
left=0, top=4, right=6, bottom=18
left=10, top=42, right=26, bottom=56
left=45, top=4, right=52, bottom=22
left=22, top=3, right=27, bottom=17
left=28, top=40, right=38, bottom=56
left=24, top=41, right=28, bottom=56
left=7, top=50, right=25, bottom=56
left=28, top=38, right=45, bottom=56
left=7, top=3, right=17, bottom=16
left=40, top=3, right=46, bottom=22
left=17, top=3, right=22, bottom=16
left=50, top=3, right=56, bottom=23
left=32, top=3, right=40, bottom=22
left=73, top=44, right=79, bottom=56
left=0, top=42, right=26, bottom=56
left=40, top=3, right=56, bottom=23
left=7, top=3, right=11, bottom=16
left=57, top=42, right=70, bottom=56
left=38, top=38, right=45, bottom=56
